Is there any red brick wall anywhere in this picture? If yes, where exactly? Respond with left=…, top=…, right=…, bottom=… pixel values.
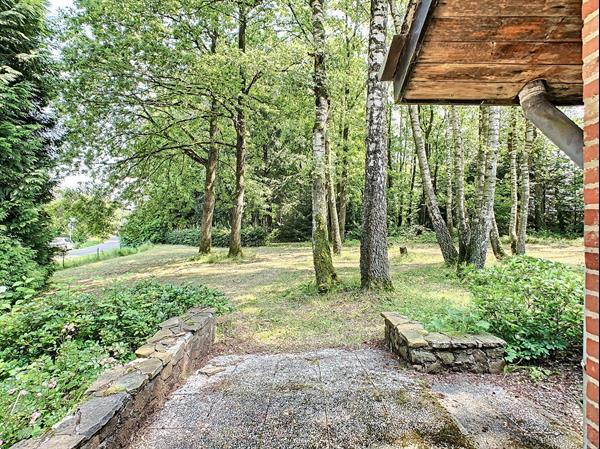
left=584, top=0, right=600, bottom=448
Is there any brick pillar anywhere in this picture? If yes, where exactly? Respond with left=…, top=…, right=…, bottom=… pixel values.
left=583, top=1, right=600, bottom=448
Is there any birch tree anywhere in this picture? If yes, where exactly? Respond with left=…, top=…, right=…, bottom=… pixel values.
left=508, top=108, right=519, bottom=255
left=409, top=105, right=457, bottom=264
left=449, top=106, right=470, bottom=263
left=468, top=106, right=501, bottom=268
left=311, top=0, right=336, bottom=291
left=360, top=0, right=392, bottom=289
left=516, top=120, right=534, bottom=255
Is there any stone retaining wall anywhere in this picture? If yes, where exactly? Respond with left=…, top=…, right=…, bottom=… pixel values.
left=382, top=312, right=506, bottom=374
left=12, top=307, right=216, bottom=449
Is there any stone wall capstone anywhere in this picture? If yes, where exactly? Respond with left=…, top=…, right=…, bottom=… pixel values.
left=382, top=312, right=506, bottom=374
left=11, top=307, right=216, bottom=449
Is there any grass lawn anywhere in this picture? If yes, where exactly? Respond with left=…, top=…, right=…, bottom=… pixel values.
left=53, top=239, right=584, bottom=354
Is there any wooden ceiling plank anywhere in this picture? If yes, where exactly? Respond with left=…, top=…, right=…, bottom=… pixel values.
left=434, top=0, right=581, bottom=18
left=411, top=63, right=583, bottom=84
left=427, top=16, right=582, bottom=42
left=419, top=41, right=581, bottom=65
left=404, top=80, right=582, bottom=104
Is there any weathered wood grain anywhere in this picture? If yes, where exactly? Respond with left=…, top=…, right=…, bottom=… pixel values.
left=410, top=63, right=582, bottom=84
left=435, top=0, right=581, bottom=18
left=403, top=80, right=582, bottom=105
left=419, top=41, right=582, bottom=65
left=427, top=16, right=582, bottom=42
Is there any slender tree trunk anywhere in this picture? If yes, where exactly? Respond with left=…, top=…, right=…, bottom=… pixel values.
left=406, top=152, right=417, bottom=225
left=199, top=33, right=220, bottom=254
left=471, top=106, right=488, bottom=235
left=199, top=98, right=219, bottom=254
left=490, top=211, right=507, bottom=260
left=468, top=106, right=501, bottom=268
left=360, top=0, right=392, bottom=289
left=388, top=0, right=403, bottom=32
left=534, top=179, right=544, bottom=230
left=337, top=121, right=349, bottom=241
left=516, top=120, right=533, bottom=255
left=508, top=108, right=519, bottom=255
left=229, top=4, right=247, bottom=258
left=326, top=139, right=342, bottom=254
left=311, top=0, right=336, bottom=292
left=387, top=104, right=394, bottom=191
left=449, top=106, right=470, bottom=263
left=409, top=105, right=457, bottom=264
left=445, top=120, right=454, bottom=237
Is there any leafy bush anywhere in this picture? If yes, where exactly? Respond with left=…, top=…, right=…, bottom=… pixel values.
left=120, top=216, right=168, bottom=247
left=164, top=226, right=269, bottom=248
left=0, top=233, right=49, bottom=308
left=0, top=279, right=231, bottom=445
left=164, top=228, right=200, bottom=246
left=464, top=256, right=584, bottom=363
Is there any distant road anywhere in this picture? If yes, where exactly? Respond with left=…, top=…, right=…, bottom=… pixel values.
left=67, top=237, right=120, bottom=257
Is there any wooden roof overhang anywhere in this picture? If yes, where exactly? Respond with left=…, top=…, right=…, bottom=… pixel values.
left=381, top=0, right=584, bottom=105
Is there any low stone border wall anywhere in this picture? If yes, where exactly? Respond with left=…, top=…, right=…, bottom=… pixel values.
left=12, top=307, right=216, bottom=449
left=382, top=312, right=506, bottom=374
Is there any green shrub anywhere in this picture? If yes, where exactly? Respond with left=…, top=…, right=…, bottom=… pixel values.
left=464, top=256, right=584, bottom=363
left=164, top=228, right=200, bottom=246
left=0, top=279, right=231, bottom=446
left=164, top=226, right=269, bottom=248
left=0, top=233, right=49, bottom=308
left=120, top=216, right=167, bottom=247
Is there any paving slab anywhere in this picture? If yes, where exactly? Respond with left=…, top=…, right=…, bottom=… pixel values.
left=129, top=349, right=580, bottom=449
left=430, top=380, right=581, bottom=449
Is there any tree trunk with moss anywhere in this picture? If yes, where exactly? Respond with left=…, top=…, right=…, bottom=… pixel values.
left=360, top=0, right=392, bottom=289
left=516, top=120, right=534, bottom=255
left=468, top=106, right=501, bottom=268
left=409, top=105, right=457, bottom=265
left=310, top=0, right=336, bottom=292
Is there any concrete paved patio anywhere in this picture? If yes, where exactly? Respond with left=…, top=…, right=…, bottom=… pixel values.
left=128, top=349, right=580, bottom=449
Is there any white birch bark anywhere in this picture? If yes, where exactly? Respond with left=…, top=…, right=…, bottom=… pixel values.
left=360, top=0, right=392, bottom=289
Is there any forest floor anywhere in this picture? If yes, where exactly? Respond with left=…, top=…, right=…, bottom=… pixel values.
left=53, top=240, right=585, bottom=443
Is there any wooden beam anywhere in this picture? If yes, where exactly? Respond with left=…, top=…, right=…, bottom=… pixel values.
left=419, top=41, right=581, bottom=65
left=392, top=0, right=438, bottom=102
left=380, top=35, right=405, bottom=81
left=435, top=0, right=581, bottom=18
left=403, top=80, right=582, bottom=105
left=427, top=16, right=582, bottom=42
left=411, top=63, right=583, bottom=84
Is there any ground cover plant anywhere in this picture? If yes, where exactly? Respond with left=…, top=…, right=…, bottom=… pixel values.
left=0, top=279, right=230, bottom=446
left=464, top=256, right=584, bottom=363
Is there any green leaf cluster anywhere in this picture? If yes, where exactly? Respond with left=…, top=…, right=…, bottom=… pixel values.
left=464, top=256, right=584, bottom=362
left=0, top=278, right=231, bottom=446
